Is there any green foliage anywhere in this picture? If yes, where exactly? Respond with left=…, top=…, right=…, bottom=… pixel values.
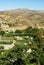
left=0, top=30, right=5, bottom=36
left=0, top=41, right=12, bottom=44
left=15, top=30, right=22, bottom=36
left=0, top=46, right=4, bottom=49
left=0, top=27, right=44, bottom=65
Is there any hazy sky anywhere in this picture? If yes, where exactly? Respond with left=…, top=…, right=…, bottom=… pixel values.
left=0, top=0, right=44, bottom=11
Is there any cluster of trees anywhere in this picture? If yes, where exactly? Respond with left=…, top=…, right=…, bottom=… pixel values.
left=0, top=27, right=44, bottom=65
left=0, top=30, right=5, bottom=36
left=0, top=43, right=44, bottom=65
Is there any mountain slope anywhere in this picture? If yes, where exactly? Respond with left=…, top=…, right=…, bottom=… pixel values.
left=0, top=8, right=44, bottom=31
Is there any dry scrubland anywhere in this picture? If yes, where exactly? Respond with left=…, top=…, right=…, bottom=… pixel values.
left=0, top=9, right=44, bottom=31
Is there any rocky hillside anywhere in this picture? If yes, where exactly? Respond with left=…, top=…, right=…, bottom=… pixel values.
left=0, top=8, right=44, bottom=31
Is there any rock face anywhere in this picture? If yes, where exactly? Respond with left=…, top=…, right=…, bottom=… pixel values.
left=0, top=8, right=44, bottom=31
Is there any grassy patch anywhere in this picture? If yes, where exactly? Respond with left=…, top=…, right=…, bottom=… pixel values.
left=16, top=40, right=26, bottom=44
